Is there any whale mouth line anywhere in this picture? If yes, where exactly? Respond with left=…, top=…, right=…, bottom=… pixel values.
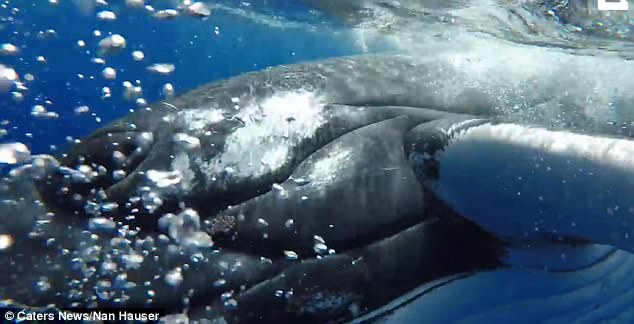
left=42, top=101, right=473, bottom=229
left=101, top=131, right=157, bottom=190
left=83, top=131, right=155, bottom=184
left=39, top=128, right=157, bottom=212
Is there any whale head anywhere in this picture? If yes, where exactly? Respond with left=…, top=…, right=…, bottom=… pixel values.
left=12, top=55, right=512, bottom=323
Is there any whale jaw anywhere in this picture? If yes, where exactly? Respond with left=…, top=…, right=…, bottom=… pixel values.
left=37, top=126, right=156, bottom=216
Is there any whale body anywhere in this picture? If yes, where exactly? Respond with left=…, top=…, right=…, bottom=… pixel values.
left=2, top=51, right=634, bottom=322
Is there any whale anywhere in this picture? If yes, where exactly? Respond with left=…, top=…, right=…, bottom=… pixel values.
left=3, top=50, right=634, bottom=322
left=18, top=54, right=506, bottom=322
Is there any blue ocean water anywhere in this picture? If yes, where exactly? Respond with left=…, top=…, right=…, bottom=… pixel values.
left=0, top=0, right=358, bottom=155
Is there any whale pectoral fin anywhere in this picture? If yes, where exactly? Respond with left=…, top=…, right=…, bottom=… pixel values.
left=194, top=217, right=503, bottom=323
left=404, top=116, right=488, bottom=183
left=407, top=120, right=634, bottom=254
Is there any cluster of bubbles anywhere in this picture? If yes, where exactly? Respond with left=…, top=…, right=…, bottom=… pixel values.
left=158, top=209, right=214, bottom=250
left=0, top=0, right=212, bottom=147
left=0, top=138, right=342, bottom=320
left=0, top=0, right=228, bottom=319
left=0, top=0, right=349, bottom=321
left=0, top=0, right=217, bottom=198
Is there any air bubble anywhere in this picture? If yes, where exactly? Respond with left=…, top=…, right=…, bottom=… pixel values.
left=0, top=43, right=19, bottom=55
left=94, top=280, right=112, bottom=300
left=12, top=91, right=23, bottom=102
left=223, top=298, right=238, bottom=310
left=74, top=106, right=90, bottom=115
left=102, top=67, right=117, bottom=79
left=147, top=170, right=182, bottom=188
left=132, top=51, right=144, bottom=61
left=146, top=63, right=175, bottom=75
left=162, top=83, right=174, bottom=98
left=88, top=217, right=116, bottom=232
left=0, top=64, right=18, bottom=92
left=182, top=231, right=213, bottom=248
left=126, top=0, right=144, bottom=8
left=31, top=105, right=59, bottom=119
left=98, top=35, right=126, bottom=55
left=96, top=11, right=116, bottom=21
left=165, top=268, right=183, bottom=287
left=283, top=250, right=298, bottom=260
left=0, top=142, right=30, bottom=164
left=36, top=277, right=51, bottom=292
left=154, top=9, right=179, bottom=20
left=187, top=2, right=211, bottom=18
left=314, top=243, right=328, bottom=255
left=121, top=253, right=144, bottom=269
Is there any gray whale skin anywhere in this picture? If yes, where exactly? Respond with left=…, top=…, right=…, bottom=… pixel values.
left=3, top=54, right=634, bottom=323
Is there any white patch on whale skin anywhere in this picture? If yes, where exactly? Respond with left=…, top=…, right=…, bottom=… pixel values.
left=143, top=153, right=196, bottom=195
left=306, top=147, right=352, bottom=187
left=180, top=108, right=225, bottom=134
left=258, top=145, right=290, bottom=173
left=197, top=91, right=327, bottom=180
left=168, top=152, right=195, bottom=193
